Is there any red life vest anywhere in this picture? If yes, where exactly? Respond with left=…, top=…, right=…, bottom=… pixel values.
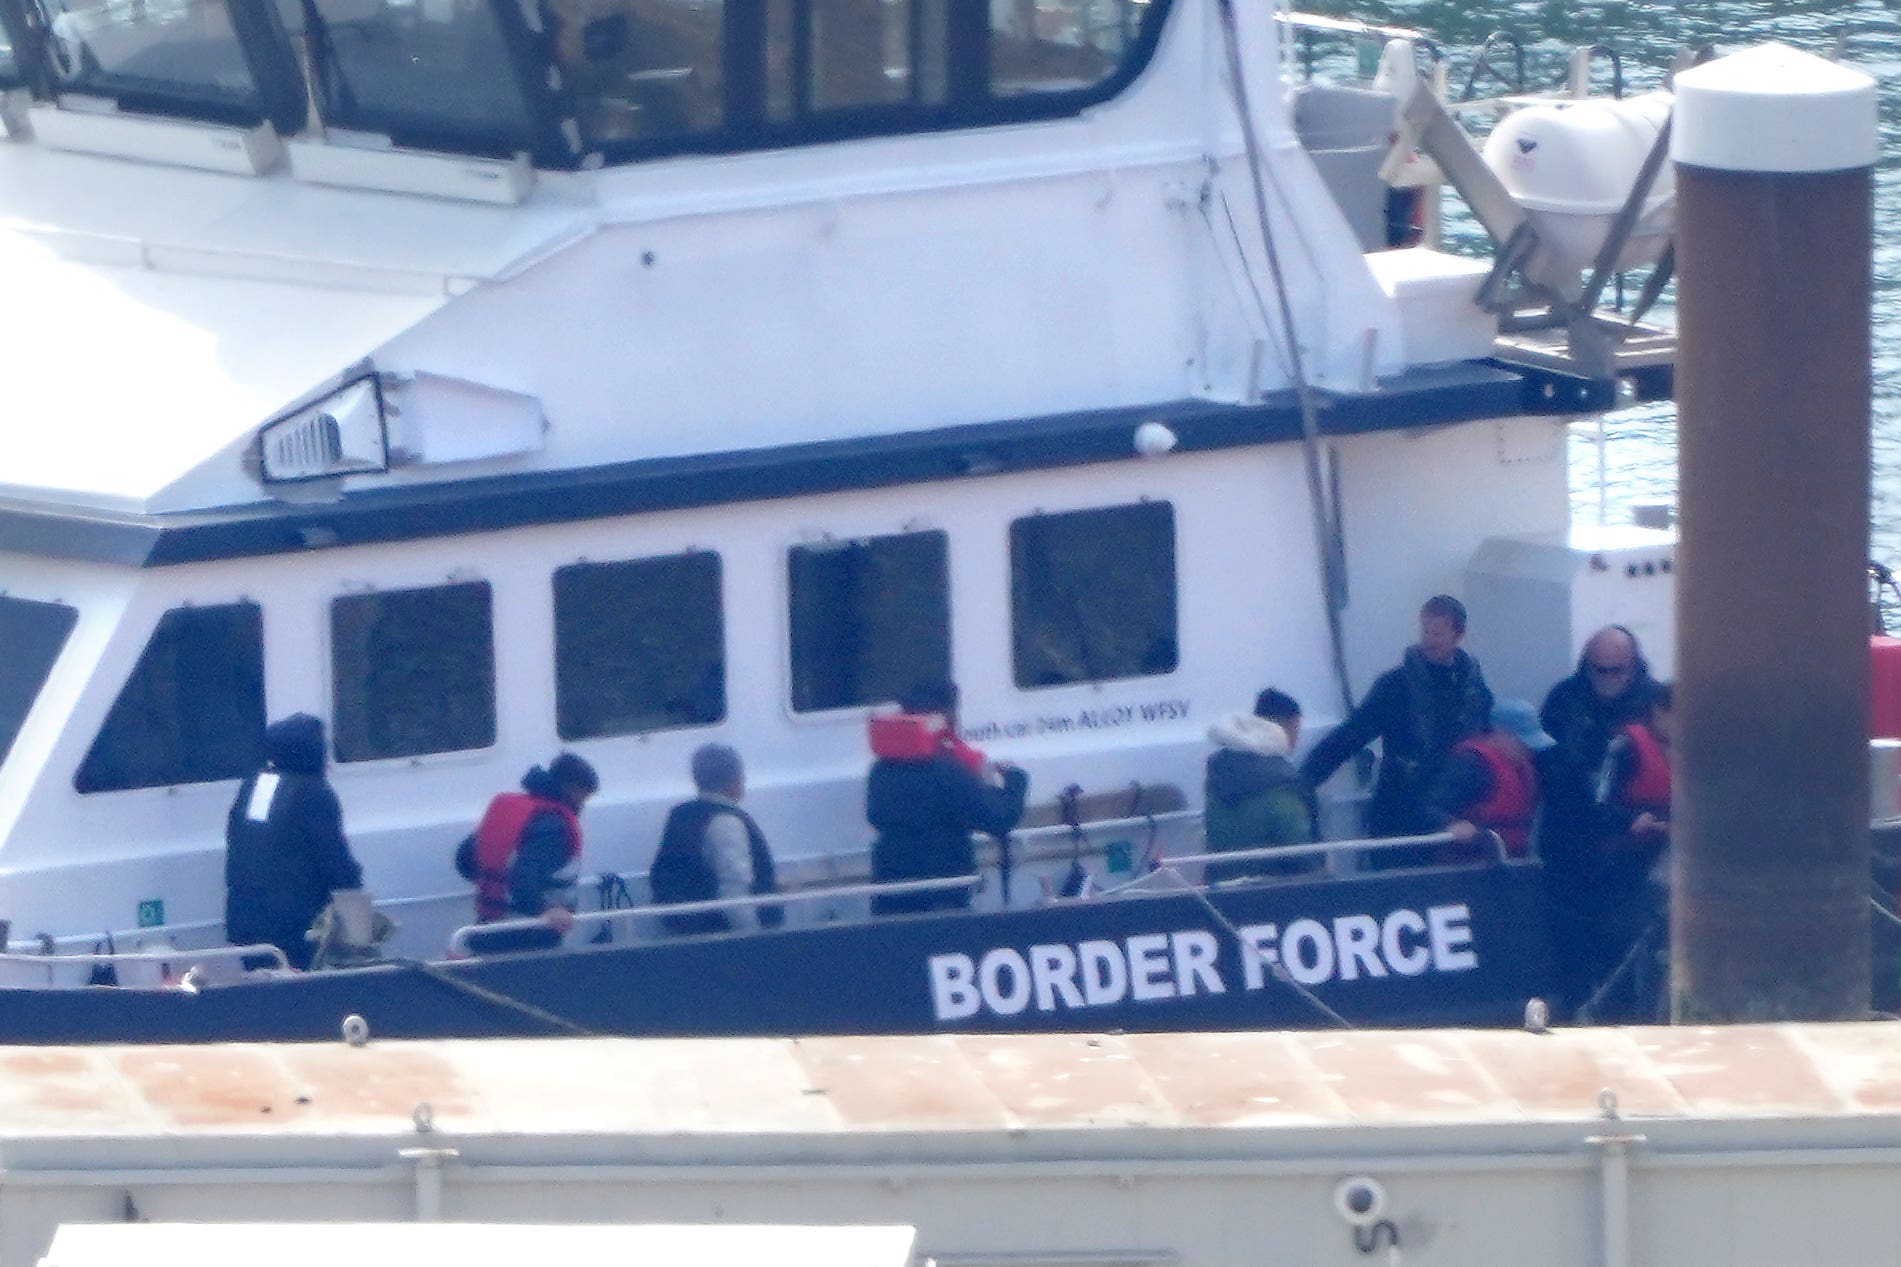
left=1618, top=723, right=1672, bottom=815
left=471, top=792, right=581, bottom=922
left=1456, top=736, right=1537, bottom=856
left=867, top=712, right=986, bottom=774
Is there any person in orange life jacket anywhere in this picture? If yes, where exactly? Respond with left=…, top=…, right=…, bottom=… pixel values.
left=225, top=713, right=365, bottom=971
left=1580, top=682, right=1672, bottom=1021
left=1299, top=595, right=1494, bottom=848
left=1593, top=681, right=1673, bottom=886
left=1421, top=697, right=1554, bottom=864
left=867, top=679, right=1028, bottom=916
left=1203, top=688, right=1319, bottom=883
left=651, top=744, right=782, bottom=936
left=460, top=752, right=598, bottom=953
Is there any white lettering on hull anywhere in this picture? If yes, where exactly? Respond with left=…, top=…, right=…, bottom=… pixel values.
left=926, top=903, right=1479, bottom=1022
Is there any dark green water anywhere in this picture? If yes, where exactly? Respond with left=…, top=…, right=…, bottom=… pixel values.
left=1313, top=0, right=1901, bottom=559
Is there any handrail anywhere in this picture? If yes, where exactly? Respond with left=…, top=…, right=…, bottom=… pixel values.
left=1165, top=829, right=1512, bottom=869
left=1008, top=808, right=1200, bottom=844
left=449, top=873, right=983, bottom=957
left=0, top=942, right=289, bottom=987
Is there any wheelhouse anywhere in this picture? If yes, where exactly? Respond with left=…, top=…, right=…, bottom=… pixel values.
left=0, top=0, right=1177, bottom=167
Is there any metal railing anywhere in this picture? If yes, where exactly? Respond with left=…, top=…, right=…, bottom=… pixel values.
left=1164, top=829, right=1511, bottom=872
left=0, top=942, right=289, bottom=988
left=448, top=873, right=983, bottom=957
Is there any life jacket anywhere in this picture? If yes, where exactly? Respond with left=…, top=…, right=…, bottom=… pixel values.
left=471, top=792, right=580, bottom=922
left=1455, top=736, right=1537, bottom=856
left=1618, top=722, right=1672, bottom=816
left=651, top=798, right=782, bottom=935
left=867, top=712, right=986, bottom=774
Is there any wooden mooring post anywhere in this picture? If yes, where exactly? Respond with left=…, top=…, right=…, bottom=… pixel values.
left=1671, top=44, right=1879, bottom=1021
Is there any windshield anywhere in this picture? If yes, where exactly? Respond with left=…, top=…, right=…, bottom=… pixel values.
left=0, top=596, right=77, bottom=772
left=299, top=0, right=559, bottom=162
left=35, top=0, right=303, bottom=129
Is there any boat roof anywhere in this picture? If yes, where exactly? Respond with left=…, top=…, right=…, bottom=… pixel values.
left=0, top=1025, right=1897, bottom=1166
left=0, top=144, right=589, bottom=515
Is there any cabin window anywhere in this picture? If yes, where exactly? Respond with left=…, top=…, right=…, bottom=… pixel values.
left=554, top=551, right=725, bottom=738
left=0, top=596, right=77, bottom=772
left=31, top=0, right=305, bottom=132
left=297, top=0, right=559, bottom=162
left=553, top=0, right=726, bottom=150
left=75, top=604, right=266, bottom=794
left=989, top=0, right=1149, bottom=97
left=764, top=0, right=947, bottom=115
left=1010, top=501, right=1176, bottom=689
left=788, top=529, right=949, bottom=713
left=331, top=581, right=497, bottom=762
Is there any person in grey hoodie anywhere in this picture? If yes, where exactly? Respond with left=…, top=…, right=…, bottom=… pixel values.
left=1203, top=689, right=1318, bottom=884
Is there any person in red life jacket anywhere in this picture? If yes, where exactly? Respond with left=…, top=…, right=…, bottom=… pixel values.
left=651, top=743, right=781, bottom=936
left=458, top=752, right=598, bottom=953
left=1593, top=681, right=1673, bottom=881
left=867, top=679, right=1028, bottom=916
left=1421, top=697, right=1554, bottom=864
left=1582, top=681, right=1673, bottom=1020
left=225, top=714, right=365, bottom=971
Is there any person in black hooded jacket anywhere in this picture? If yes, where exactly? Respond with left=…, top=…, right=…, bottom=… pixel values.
left=224, top=714, right=363, bottom=970
left=1300, top=596, right=1493, bottom=843
left=867, top=680, right=1028, bottom=915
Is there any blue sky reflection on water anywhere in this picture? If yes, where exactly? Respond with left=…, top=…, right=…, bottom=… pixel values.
left=1307, top=0, right=1901, bottom=559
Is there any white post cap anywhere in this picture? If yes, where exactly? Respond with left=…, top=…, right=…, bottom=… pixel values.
left=1673, top=42, right=1877, bottom=173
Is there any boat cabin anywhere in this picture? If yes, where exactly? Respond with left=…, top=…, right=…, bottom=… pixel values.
left=0, top=0, right=1670, bottom=965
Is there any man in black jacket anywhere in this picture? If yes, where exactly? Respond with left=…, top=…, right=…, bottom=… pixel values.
left=225, top=713, right=364, bottom=970
left=1300, top=595, right=1493, bottom=845
left=1539, top=625, right=1659, bottom=1011
left=867, top=680, right=1028, bottom=915
left=651, top=744, right=780, bottom=935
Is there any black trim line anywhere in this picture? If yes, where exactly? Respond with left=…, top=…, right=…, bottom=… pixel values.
left=0, top=362, right=1559, bottom=569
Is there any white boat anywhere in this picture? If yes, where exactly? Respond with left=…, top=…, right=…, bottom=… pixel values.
left=0, top=0, right=1689, bottom=1038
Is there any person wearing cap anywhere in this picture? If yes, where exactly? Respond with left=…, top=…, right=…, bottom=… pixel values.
left=1300, top=595, right=1494, bottom=841
left=459, top=752, right=599, bottom=952
left=1421, top=697, right=1554, bottom=864
left=650, top=743, right=781, bottom=936
left=1202, top=688, right=1318, bottom=884
left=866, top=678, right=1028, bottom=916
left=225, top=713, right=366, bottom=970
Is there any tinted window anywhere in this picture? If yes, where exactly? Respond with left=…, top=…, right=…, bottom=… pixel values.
left=0, top=597, right=77, bottom=772
left=553, top=0, right=725, bottom=149
left=989, top=0, right=1149, bottom=97
left=35, top=0, right=303, bottom=129
left=789, top=530, right=948, bottom=713
left=301, top=0, right=555, bottom=160
left=331, top=582, right=495, bottom=762
left=1011, top=501, right=1176, bottom=689
left=75, top=604, right=266, bottom=793
left=554, top=552, right=725, bottom=739
left=768, top=0, right=946, bottom=112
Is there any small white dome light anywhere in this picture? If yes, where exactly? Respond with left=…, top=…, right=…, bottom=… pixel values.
left=1133, top=421, right=1178, bottom=458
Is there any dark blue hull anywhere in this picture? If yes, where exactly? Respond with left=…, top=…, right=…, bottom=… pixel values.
left=0, top=862, right=1554, bottom=1044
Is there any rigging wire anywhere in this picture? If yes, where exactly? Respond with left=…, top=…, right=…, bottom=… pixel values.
left=1152, top=865, right=1357, bottom=1030
left=1212, top=0, right=1356, bottom=720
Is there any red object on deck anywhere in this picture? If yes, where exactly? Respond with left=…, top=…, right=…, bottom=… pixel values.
left=1872, top=636, right=1901, bottom=738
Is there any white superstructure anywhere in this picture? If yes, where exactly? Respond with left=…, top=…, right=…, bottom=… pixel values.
left=0, top=0, right=1638, bottom=961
